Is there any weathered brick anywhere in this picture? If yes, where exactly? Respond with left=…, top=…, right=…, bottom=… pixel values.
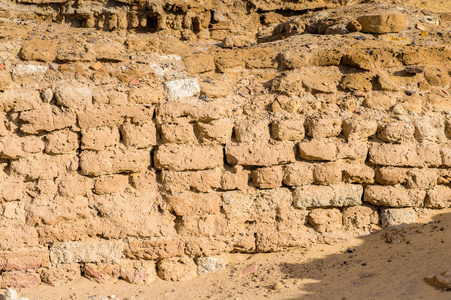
left=220, top=167, right=250, bottom=190
left=406, top=168, right=438, bottom=189
left=41, top=263, right=81, bottom=287
left=414, top=118, right=446, bottom=143
left=0, top=89, right=41, bottom=112
left=293, top=184, right=363, bottom=208
left=0, top=225, right=39, bottom=250
left=184, top=53, right=215, bottom=74
left=272, top=119, right=305, bottom=141
left=197, top=119, right=234, bottom=143
left=130, top=171, right=158, bottom=192
left=369, top=143, right=440, bottom=167
left=0, top=182, right=23, bottom=202
left=157, top=255, right=197, bottom=282
left=235, top=119, right=270, bottom=142
left=337, top=142, right=368, bottom=161
left=45, top=130, right=79, bottom=154
left=77, top=105, right=154, bottom=129
left=10, top=154, right=79, bottom=180
left=226, top=142, right=295, bottom=166
left=50, top=240, right=124, bottom=264
left=343, top=205, right=379, bottom=229
left=155, top=144, right=223, bottom=171
left=120, top=121, right=157, bottom=148
left=79, top=147, right=150, bottom=176
left=342, top=118, right=377, bottom=141
left=161, top=123, right=196, bottom=144
left=1, top=270, right=41, bottom=289
left=125, top=239, right=185, bottom=260
left=309, top=208, right=342, bottom=232
left=162, top=169, right=222, bottom=193
left=440, top=147, right=451, bottom=166
left=55, top=83, right=92, bottom=108
left=380, top=208, right=415, bottom=228
left=0, top=136, right=44, bottom=159
left=375, top=167, right=408, bottom=185
left=81, top=127, right=120, bottom=151
left=166, top=192, right=221, bottom=216
left=426, top=186, right=451, bottom=208
left=0, top=248, right=49, bottom=271
left=128, top=84, right=163, bottom=104
left=298, top=140, right=337, bottom=161
left=83, top=263, right=120, bottom=284
left=282, top=162, right=314, bottom=186
left=57, top=173, right=94, bottom=198
left=19, top=106, right=76, bottom=134
left=306, top=117, right=342, bottom=139
left=342, top=164, right=375, bottom=184
left=313, top=162, right=342, bottom=184
left=377, top=121, right=415, bottom=143
left=94, top=174, right=129, bottom=194
left=364, top=185, right=425, bottom=207
left=93, top=89, right=128, bottom=105
left=119, top=260, right=157, bottom=284
left=252, top=166, right=283, bottom=189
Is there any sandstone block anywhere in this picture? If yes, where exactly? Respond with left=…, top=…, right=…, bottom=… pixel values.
left=0, top=248, right=49, bottom=271
left=128, top=84, right=163, bottom=104
left=94, top=40, right=125, bottom=62
left=57, top=173, right=94, bottom=198
left=19, top=106, right=76, bottom=134
left=92, top=89, right=128, bottom=105
left=183, top=53, right=215, bottom=74
left=0, top=89, right=41, bottom=112
left=130, top=171, right=158, bottom=192
left=197, top=119, right=234, bottom=143
left=165, top=78, right=200, bottom=100
left=424, top=269, right=451, bottom=290
left=94, top=174, right=129, bottom=194
left=363, top=93, right=396, bottom=110
left=167, top=192, right=221, bottom=216
left=125, top=239, right=185, bottom=260
left=11, top=64, right=47, bottom=83
left=306, top=118, right=342, bottom=139
left=161, top=123, right=196, bottom=144
left=426, top=186, right=451, bottom=208
left=55, top=82, right=92, bottom=108
left=0, top=182, right=23, bottom=202
left=0, top=70, right=12, bottom=91
left=0, top=225, right=39, bottom=250
left=120, top=121, right=157, bottom=148
left=81, top=127, right=120, bottom=151
left=119, top=260, right=157, bottom=284
left=282, top=162, right=314, bottom=186
left=84, top=263, right=120, bottom=284
left=278, top=50, right=311, bottom=69
left=0, top=136, right=44, bottom=159
left=155, top=144, right=223, bottom=171
left=221, top=35, right=255, bottom=48
left=342, top=118, right=377, bottom=141
left=298, top=140, right=337, bottom=161
left=197, top=256, right=227, bottom=275
left=10, top=154, right=78, bottom=180
left=414, top=118, right=446, bottom=143
left=79, top=148, right=150, bottom=176
left=293, top=184, right=363, bottom=208
left=406, top=168, right=437, bottom=189
left=252, top=166, right=283, bottom=189
left=220, top=167, right=250, bottom=190
left=313, top=162, right=342, bottom=184
left=342, top=164, right=375, bottom=184
left=235, top=119, right=270, bottom=142
left=343, top=205, right=379, bottom=229
left=189, top=168, right=222, bottom=193
left=378, top=121, right=415, bottom=143
left=309, top=208, right=342, bottom=232
left=337, top=142, right=368, bottom=161
left=226, top=142, right=295, bottom=166
left=199, top=78, right=233, bottom=99
left=77, top=105, right=154, bottom=129
left=375, top=167, right=408, bottom=185
left=272, top=119, right=305, bottom=141
left=157, top=255, right=197, bottom=281
left=369, top=143, right=440, bottom=167
left=357, top=13, right=408, bottom=34
left=1, top=271, right=40, bottom=289
left=45, top=130, right=78, bottom=154
left=381, top=208, right=415, bottom=228
left=340, top=73, right=372, bottom=92
left=40, top=263, right=81, bottom=286
left=364, top=185, right=425, bottom=207
left=440, top=147, right=451, bottom=166
left=50, top=240, right=124, bottom=264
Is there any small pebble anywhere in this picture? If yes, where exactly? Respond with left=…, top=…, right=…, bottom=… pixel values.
left=272, top=282, right=283, bottom=291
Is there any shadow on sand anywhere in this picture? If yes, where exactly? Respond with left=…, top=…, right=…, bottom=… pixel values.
left=282, top=209, right=451, bottom=300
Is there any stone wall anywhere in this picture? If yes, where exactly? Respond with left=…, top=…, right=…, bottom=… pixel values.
left=0, top=0, right=450, bottom=289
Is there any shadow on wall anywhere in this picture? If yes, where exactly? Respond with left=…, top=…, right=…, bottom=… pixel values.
left=284, top=209, right=451, bottom=300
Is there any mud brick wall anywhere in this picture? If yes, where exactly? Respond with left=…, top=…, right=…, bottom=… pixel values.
left=0, top=1, right=451, bottom=289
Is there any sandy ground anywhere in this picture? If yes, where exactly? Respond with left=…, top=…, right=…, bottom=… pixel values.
left=16, top=208, right=450, bottom=300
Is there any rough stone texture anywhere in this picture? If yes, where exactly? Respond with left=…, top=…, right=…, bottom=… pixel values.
left=308, top=208, right=342, bottom=232
left=272, top=119, right=305, bottom=141
left=155, top=144, right=223, bottom=171
left=40, top=263, right=81, bottom=287
left=424, top=269, right=451, bottom=290
left=197, top=256, right=227, bottom=274
left=369, top=143, right=440, bottom=167
left=293, top=184, right=363, bottom=208
left=54, top=83, right=92, bottom=108
left=226, top=142, right=296, bottom=166
left=426, top=186, right=451, bottom=208
left=357, top=13, right=408, bottom=34
left=49, top=241, right=124, bottom=264
left=157, top=255, right=198, bottom=282
left=364, top=185, right=425, bottom=207
left=235, top=119, right=270, bottom=142
left=1, top=271, right=41, bottom=289
left=119, top=260, right=157, bottom=284
left=252, top=166, right=283, bottom=189
left=343, top=205, right=379, bottom=229
left=165, top=78, right=200, bottom=100
left=83, top=263, right=120, bottom=284
left=283, top=162, right=314, bottom=186
left=380, top=208, right=416, bottom=228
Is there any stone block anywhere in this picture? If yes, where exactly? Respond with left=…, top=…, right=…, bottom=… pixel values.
left=155, top=144, right=223, bottom=171
left=252, top=166, right=283, bottom=189
left=357, top=13, right=408, bottom=33
left=1, top=271, right=40, bottom=289
left=0, top=248, right=49, bottom=271
left=0, top=89, right=41, bottom=112
left=378, top=121, right=415, bottom=143
left=92, top=89, right=128, bottom=105
left=83, top=263, right=120, bottom=284
left=50, top=240, right=124, bottom=264
left=364, top=185, right=425, bottom=207
left=128, top=84, right=163, bottom=104
left=183, top=53, right=215, bottom=74
left=342, top=164, right=375, bottom=184
left=369, top=143, right=440, bottom=167
left=166, top=192, right=221, bottom=216
left=40, top=263, right=81, bottom=286
left=0, top=136, right=44, bottom=159
left=157, top=255, right=197, bottom=282
left=293, top=184, right=363, bottom=208
left=19, top=106, right=76, bottom=134
left=161, top=123, right=196, bottom=144
left=308, top=208, right=342, bottom=232
left=130, top=171, right=158, bottom=192
left=0, top=70, right=12, bottom=91
left=197, top=119, right=234, bottom=143
left=426, top=186, right=451, bottom=208
left=235, top=119, right=270, bottom=142
left=77, top=105, right=154, bottom=129
left=414, top=118, right=446, bottom=143
left=11, top=64, right=47, bottom=83
left=197, top=256, right=227, bottom=275
left=94, top=174, right=129, bottom=194
left=165, top=78, right=200, bottom=100
left=343, top=205, right=379, bottom=229
left=282, top=162, right=314, bottom=186
left=406, top=168, right=437, bottom=189
left=298, top=140, right=337, bottom=161
left=306, top=118, right=342, bottom=139
left=381, top=208, right=415, bottom=228
left=272, top=119, right=305, bottom=141
left=45, top=130, right=79, bottom=154
left=337, top=142, right=368, bottom=161
left=342, top=118, right=378, bottom=141
left=119, top=260, right=157, bottom=284
left=220, top=167, right=250, bottom=190
left=313, top=162, right=342, bottom=184
left=10, top=154, right=78, bottom=180
left=81, top=127, right=120, bottom=151
left=79, top=148, right=150, bottom=176
left=55, top=83, right=92, bottom=108
left=375, top=167, right=408, bottom=185
left=120, top=121, right=157, bottom=148
left=125, top=239, right=185, bottom=260
left=226, top=142, right=295, bottom=166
